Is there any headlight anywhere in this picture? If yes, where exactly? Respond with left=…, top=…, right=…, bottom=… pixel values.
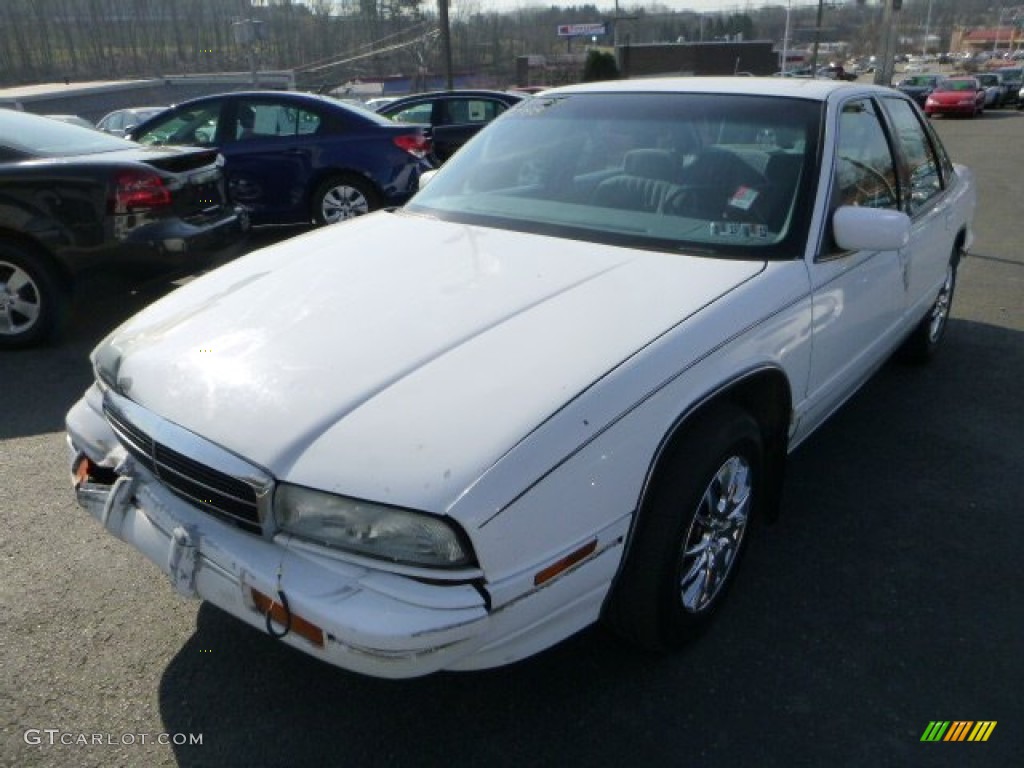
left=275, top=484, right=475, bottom=568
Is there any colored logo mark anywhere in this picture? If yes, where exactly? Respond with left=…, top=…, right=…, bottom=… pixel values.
left=921, top=721, right=997, bottom=742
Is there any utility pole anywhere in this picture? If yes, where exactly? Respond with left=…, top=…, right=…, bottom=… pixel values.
left=781, top=0, right=792, bottom=75
left=810, top=0, right=825, bottom=72
left=874, top=0, right=902, bottom=87
left=439, top=0, right=453, bottom=90
left=922, top=0, right=933, bottom=57
left=233, top=0, right=258, bottom=86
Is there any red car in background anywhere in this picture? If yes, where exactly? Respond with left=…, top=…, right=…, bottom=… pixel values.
left=924, top=77, right=986, bottom=118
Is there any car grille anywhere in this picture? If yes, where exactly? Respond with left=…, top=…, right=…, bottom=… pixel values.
left=103, top=402, right=263, bottom=535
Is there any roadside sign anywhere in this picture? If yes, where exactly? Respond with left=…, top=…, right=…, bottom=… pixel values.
left=557, top=23, right=607, bottom=38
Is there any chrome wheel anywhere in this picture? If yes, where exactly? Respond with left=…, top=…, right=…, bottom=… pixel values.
left=319, top=183, right=370, bottom=224
left=928, top=263, right=954, bottom=344
left=603, top=403, right=762, bottom=649
left=0, top=259, right=41, bottom=337
left=679, top=454, right=753, bottom=613
left=899, top=251, right=958, bottom=364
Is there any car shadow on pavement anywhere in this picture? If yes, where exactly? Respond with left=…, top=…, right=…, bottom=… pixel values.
left=0, top=274, right=177, bottom=440
left=154, top=318, right=1022, bottom=768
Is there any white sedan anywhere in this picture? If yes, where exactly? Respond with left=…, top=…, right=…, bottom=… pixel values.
left=66, top=78, right=976, bottom=678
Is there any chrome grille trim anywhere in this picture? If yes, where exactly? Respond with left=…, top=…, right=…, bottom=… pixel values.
left=102, top=391, right=274, bottom=536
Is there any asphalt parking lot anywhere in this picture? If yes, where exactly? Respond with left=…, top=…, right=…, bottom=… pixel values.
left=2, top=110, right=1022, bottom=768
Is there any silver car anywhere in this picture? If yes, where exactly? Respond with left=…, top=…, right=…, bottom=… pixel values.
left=95, top=106, right=167, bottom=137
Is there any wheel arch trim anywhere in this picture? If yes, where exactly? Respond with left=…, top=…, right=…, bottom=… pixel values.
left=636, top=365, right=792, bottom=517
left=0, top=228, right=73, bottom=288
left=603, top=364, right=793, bottom=607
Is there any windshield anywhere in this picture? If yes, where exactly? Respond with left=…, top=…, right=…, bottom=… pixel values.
left=0, top=110, right=135, bottom=156
left=406, top=92, right=822, bottom=259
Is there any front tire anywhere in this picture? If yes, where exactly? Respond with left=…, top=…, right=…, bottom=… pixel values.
left=311, top=174, right=379, bottom=226
left=604, top=403, right=763, bottom=650
left=0, top=242, right=68, bottom=349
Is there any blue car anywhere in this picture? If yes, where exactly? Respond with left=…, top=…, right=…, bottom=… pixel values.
left=129, top=91, right=433, bottom=225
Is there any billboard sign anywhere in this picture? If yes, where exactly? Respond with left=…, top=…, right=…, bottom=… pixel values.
left=557, top=23, right=607, bottom=38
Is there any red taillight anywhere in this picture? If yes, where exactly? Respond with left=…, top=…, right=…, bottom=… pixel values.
left=393, top=133, right=432, bottom=159
left=112, top=169, right=172, bottom=213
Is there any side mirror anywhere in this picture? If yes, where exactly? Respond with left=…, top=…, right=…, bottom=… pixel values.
left=833, top=206, right=910, bottom=251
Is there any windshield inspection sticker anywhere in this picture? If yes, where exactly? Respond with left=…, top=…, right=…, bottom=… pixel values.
left=728, top=186, right=759, bottom=211
left=709, top=222, right=769, bottom=239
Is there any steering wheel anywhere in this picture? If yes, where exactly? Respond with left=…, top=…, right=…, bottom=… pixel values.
left=664, top=183, right=768, bottom=227
left=839, top=155, right=898, bottom=207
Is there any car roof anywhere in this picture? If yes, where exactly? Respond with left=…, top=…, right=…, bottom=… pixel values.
left=380, top=90, right=525, bottom=110
left=389, top=89, right=522, bottom=99
left=536, top=76, right=886, bottom=102
left=169, top=91, right=350, bottom=108
left=153, top=90, right=397, bottom=125
left=105, top=106, right=165, bottom=114
left=0, top=109, right=137, bottom=153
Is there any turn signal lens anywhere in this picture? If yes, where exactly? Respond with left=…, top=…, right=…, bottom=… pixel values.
left=534, top=539, right=598, bottom=586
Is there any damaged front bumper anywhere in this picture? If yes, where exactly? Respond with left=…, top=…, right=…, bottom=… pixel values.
left=66, top=386, right=625, bottom=678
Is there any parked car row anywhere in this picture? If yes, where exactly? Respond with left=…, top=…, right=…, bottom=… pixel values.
left=897, top=70, right=1022, bottom=117
left=4, top=88, right=526, bottom=346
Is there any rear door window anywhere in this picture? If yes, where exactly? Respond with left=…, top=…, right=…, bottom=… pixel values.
left=880, top=96, right=943, bottom=215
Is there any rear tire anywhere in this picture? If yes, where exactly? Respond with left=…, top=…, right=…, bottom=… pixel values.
left=604, top=403, right=763, bottom=650
left=311, top=174, right=379, bottom=226
left=900, top=251, right=957, bottom=364
left=0, top=242, right=68, bottom=349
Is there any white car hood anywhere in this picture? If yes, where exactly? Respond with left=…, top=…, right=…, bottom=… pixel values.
left=97, top=212, right=763, bottom=513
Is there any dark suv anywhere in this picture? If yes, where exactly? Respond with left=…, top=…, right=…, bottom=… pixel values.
left=995, top=67, right=1022, bottom=105
left=897, top=74, right=942, bottom=107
